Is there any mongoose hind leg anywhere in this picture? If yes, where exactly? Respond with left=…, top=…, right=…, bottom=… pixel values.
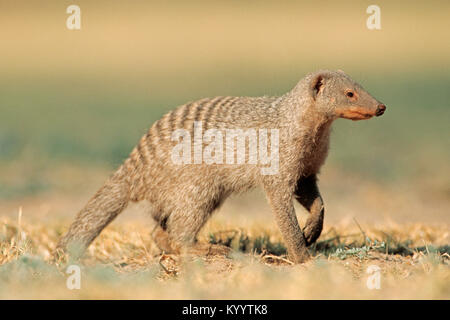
left=152, top=224, right=231, bottom=257
left=161, top=205, right=232, bottom=257
left=294, top=174, right=324, bottom=246
left=151, top=225, right=179, bottom=254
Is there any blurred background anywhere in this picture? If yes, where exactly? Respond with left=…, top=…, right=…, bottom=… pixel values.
left=0, top=0, right=449, bottom=228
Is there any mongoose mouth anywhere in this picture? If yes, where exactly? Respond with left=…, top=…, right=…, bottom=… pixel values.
left=336, top=107, right=375, bottom=121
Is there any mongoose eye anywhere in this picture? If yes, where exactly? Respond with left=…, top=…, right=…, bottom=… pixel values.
left=346, top=91, right=354, bottom=98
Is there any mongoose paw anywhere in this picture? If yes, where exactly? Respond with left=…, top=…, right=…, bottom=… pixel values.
left=302, top=208, right=324, bottom=246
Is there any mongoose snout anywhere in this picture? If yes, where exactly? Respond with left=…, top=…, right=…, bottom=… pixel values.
left=327, top=73, right=386, bottom=121
left=375, top=104, right=386, bottom=116
left=58, top=69, right=386, bottom=264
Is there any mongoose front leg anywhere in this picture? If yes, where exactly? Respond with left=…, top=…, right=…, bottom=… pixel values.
left=264, top=186, right=310, bottom=263
left=294, top=175, right=324, bottom=246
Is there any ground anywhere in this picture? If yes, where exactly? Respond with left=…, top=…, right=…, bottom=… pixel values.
left=0, top=167, right=448, bottom=299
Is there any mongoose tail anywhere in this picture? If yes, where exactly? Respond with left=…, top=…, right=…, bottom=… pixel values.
left=57, top=164, right=130, bottom=255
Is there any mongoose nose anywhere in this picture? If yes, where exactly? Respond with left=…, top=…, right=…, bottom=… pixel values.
left=375, top=104, right=386, bottom=116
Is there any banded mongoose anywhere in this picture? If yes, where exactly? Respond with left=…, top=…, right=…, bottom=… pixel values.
left=58, top=70, right=386, bottom=263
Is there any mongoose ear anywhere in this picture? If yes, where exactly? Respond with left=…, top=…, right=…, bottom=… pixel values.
left=312, top=75, right=325, bottom=100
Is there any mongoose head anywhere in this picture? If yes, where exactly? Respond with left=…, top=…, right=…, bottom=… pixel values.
left=306, top=70, right=386, bottom=121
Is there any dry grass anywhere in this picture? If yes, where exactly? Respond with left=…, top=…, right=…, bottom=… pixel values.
left=1, top=212, right=448, bottom=299
left=0, top=165, right=448, bottom=299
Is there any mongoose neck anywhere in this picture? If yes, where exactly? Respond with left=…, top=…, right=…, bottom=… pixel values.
left=277, top=86, right=335, bottom=130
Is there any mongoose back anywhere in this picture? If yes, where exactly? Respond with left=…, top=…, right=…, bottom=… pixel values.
left=58, top=70, right=386, bottom=263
